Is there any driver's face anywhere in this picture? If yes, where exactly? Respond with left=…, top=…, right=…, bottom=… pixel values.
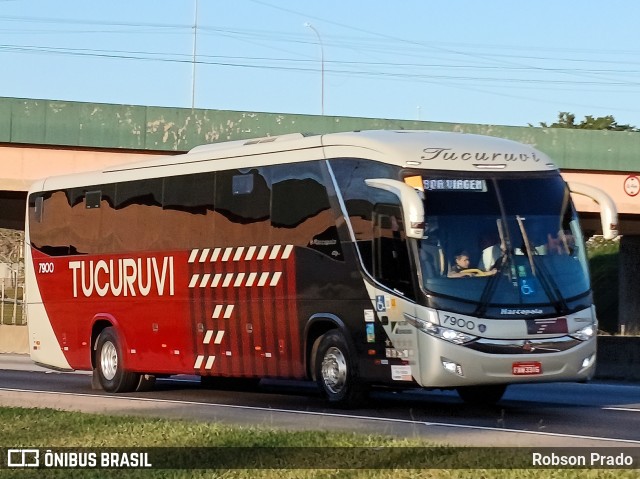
left=457, top=256, right=470, bottom=267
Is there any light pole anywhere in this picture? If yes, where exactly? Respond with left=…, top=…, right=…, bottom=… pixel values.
left=191, top=0, right=199, bottom=109
left=304, top=22, right=324, bottom=115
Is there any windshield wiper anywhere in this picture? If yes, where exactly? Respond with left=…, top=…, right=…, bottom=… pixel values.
left=531, top=251, right=569, bottom=314
left=474, top=218, right=509, bottom=318
left=516, top=215, right=536, bottom=275
left=515, top=215, right=567, bottom=314
left=474, top=250, right=508, bottom=318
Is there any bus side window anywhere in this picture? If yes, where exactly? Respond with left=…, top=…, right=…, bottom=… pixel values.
left=372, top=204, right=414, bottom=299
left=163, top=172, right=216, bottom=250
left=271, top=162, right=342, bottom=259
left=215, top=168, right=271, bottom=246
left=31, top=195, right=44, bottom=223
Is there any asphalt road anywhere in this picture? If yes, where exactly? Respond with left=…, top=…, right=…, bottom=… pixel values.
left=1, top=354, right=639, bottom=448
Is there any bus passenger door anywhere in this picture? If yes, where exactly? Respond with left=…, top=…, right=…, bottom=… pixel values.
left=370, top=204, right=420, bottom=385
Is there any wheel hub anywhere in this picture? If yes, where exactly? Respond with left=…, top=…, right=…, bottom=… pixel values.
left=100, top=340, right=118, bottom=381
left=321, top=346, right=347, bottom=394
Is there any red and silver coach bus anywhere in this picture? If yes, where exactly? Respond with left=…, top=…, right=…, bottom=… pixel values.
left=25, top=130, right=617, bottom=406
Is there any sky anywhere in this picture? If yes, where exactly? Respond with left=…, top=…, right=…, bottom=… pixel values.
left=1, top=0, right=639, bottom=127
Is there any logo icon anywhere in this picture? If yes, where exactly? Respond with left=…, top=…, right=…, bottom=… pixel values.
left=7, top=449, right=40, bottom=468
left=375, top=295, right=386, bottom=312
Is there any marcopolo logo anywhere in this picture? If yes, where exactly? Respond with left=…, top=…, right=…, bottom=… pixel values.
left=500, top=308, right=544, bottom=316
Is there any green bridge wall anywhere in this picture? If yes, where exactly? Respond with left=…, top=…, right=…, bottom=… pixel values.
left=0, top=96, right=638, bottom=172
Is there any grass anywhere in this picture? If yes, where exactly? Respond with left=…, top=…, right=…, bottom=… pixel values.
left=0, top=407, right=635, bottom=478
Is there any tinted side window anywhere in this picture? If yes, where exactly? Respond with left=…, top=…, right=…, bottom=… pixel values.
left=329, top=158, right=401, bottom=273
left=215, top=168, right=271, bottom=246
left=28, top=190, right=73, bottom=256
left=162, top=173, right=216, bottom=249
left=116, top=179, right=162, bottom=209
left=28, top=184, right=117, bottom=256
left=271, top=161, right=341, bottom=259
left=373, top=204, right=414, bottom=298
left=112, top=178, right=164, bottom=251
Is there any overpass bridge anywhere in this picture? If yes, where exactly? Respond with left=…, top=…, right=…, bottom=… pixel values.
left=0, top=96, right=638, bottom=333
left=0, top=97, right=638, bottom=235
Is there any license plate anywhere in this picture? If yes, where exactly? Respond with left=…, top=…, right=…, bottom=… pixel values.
left=512, top=361, right=542, bottom=375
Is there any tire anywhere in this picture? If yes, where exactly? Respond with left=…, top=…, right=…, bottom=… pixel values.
left=315, top=330, right=366, bottom=407
left=456, top=384, right=507, bottom=405
left=95, top=327, right=140, bottom=393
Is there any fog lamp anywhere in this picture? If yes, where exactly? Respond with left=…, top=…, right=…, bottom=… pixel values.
left=581, top=354, right=595, bottom=370
left=442, top=358, right=464, bottom=377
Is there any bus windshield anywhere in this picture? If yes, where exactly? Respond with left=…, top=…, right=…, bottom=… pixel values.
left=417, top=173, right=589, bottom=311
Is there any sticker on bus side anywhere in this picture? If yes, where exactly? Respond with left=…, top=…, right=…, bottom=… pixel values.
left=391, top=365, right=412, bottom=381
left=364, top=310, right=375, bottom=323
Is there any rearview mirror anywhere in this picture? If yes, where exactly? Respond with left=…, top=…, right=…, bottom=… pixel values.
left=365, top=178, right=425, bottom=239
left=568, top=181, right=618, bottom=240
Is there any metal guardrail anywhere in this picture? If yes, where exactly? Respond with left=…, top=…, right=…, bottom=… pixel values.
left=0, top=228, right=25, bottom=326
left=1, top=277, right=25, bottom=326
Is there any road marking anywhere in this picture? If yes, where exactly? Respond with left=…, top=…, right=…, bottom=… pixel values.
left=1, top=387, right=640, bottom=445
left=603, top=407, right=640, bottom=413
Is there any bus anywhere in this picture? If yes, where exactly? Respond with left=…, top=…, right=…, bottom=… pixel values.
left=24, top=130, right=618, bottom=406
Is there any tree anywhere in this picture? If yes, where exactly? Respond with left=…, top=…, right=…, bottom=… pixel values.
left=531, top=112, right=638, bottom=131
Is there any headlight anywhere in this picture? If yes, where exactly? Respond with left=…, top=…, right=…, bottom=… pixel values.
left=571, top=324, right=596, bottom=341
left=407, top=317, right=477, bottom=345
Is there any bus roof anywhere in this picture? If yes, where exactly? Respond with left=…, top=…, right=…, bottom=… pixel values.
left=34, top=130, right=557, bottom=192
left=319, top=130, right=557, bottom=172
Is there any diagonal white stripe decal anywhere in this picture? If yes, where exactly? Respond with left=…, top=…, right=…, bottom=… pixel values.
left=224, top=305, right=235, bottom=318
left=188, top=249, right=199, bottom=263
left=269, top=272, right=282, bottom=287
left=188, top=275, right=199, bottom=288
left=222, top=273, right=234, bottom=287
left=246, top=272, right=257, bottom=287
left=234, top=273, right=245, bottom=287
left=212, top=305, right=223, bottom=319
left=245, top=246, right=256, bottom=261
left=203, top=331, right=214, bottom=344
left=257, top=245, right=269, bottom=260
left=233, top=247, right=245, bottom=261
left=211, top=274, right=222, bottom=287
left=214, top=331, right=225, bottom=345
left=269, top=244, right=281, bottom=260
left=282, top=244, right=293, bottom=259
left=194, top=355, right=204, bottom=369
left=222, top=248, right=233, bottom=262
left=210, top=248, right=221, bottom=262
left=199, top=274, right=211, bottom=288
left=257, top=272, right=270, bottom=287
left=199, top=248, right=210, bottom=263
left=205, top=356, right=216, bottom=369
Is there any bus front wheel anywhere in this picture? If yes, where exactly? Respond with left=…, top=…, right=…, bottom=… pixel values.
left=95, top=327, right=140, bottom=393
left=315, top=330, right=366, bottom=407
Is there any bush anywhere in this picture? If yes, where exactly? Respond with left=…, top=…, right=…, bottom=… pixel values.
left=587, top=237, right=619, bottom=334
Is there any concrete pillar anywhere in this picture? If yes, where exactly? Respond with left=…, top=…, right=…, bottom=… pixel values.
left=619, top=235, right=640, bottom=335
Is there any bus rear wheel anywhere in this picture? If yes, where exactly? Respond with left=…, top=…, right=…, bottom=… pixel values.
left=315, top=330, right=366, bottom=408
left=456, top=384, right=507, bottom=405
left=95, top=327, right=140, bottom=393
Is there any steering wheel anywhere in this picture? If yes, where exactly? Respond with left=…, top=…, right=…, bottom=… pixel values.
left=459, top=268, right=490, bottom=277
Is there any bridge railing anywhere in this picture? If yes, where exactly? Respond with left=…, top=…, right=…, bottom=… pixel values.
left=0, top=228, right=26, bottom=326
left=1, top=276, right=25, bottom=326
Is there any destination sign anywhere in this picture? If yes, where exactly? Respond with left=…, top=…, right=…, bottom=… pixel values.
left=422, top=179, right=487, bottom=192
